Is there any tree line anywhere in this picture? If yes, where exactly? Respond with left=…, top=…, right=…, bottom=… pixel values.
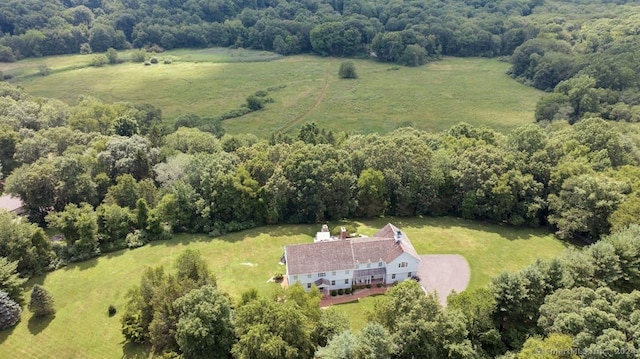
left=1, top=81, right=640, bottom=278
left=0, top=0, right=541, bottom=66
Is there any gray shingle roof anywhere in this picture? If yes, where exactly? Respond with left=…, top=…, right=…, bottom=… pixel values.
left=285, top=223, right=420, bottom=275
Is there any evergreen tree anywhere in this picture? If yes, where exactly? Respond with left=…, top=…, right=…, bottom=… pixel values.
left=0, top=289, right=21, bottom=330
left=28, top=284, right=55, bottom=317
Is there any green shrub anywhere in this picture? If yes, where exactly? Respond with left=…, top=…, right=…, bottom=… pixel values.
left=338, top=61, right=358, bottom=79
left=246, top=95, right=264, bottom=111
left=150, top=57, right=159, bottom=64
left=108, top=305, right=116, bottom=316
left=38, top=63, right=50, bottom=76
left=337, top=288, right=344, bottom=295
left=131, top=49, right=147, bottom=63
left=273, top=272, right=283, bottom=281
left=345, top=288, right=352, bottom=294
left=91, top=55, right=108, bottom=67
left=366, top=284, right=371, bottom=289
left=331, top=290, right=337, bottom=296
left=106, top=48, right=118, bottom=64
left=376, top=283, right=383, bottom=288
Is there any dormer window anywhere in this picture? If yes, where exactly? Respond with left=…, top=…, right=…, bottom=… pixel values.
left=378, top=261, right=383, bottom=267
left=399, top=262, right=408, bottom=268
left=366, top=263, right=371, bottom=268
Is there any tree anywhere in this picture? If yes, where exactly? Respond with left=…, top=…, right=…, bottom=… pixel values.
left=353, top=322, right=395, bottom=359
left=338, top=61, right=358, bottom=79
left=97, top=135, right=159, bottom=180
left=0, top=211, right=54, bottom=276
left=355, top=168, right=386, bottom=217
left=312, top=308, right=349, bottom=347
left=46, top=203, right=99, bottom=260
left=0, top=290, right=21, bottom=330
left=28, top=284, right=55, bottom=317
left=246, top=95, right=264, bottom=111
left=548, top=174, right=629, bottom=240
left=517, top=333, right=578, bottom=359
left=173, top=285, right=234, bottom=359
left=135, top=198, right=149, bottom=231
left=106, top=48, right=118, bottom=64
left=174, top=249, right=215, bottom=287
left=399, top=44, right=427, bottom=66
left=316, top=330, right=356, bottom=359
left=96, top=204, right=133, bottom=250
left=448, top=288, right=504, bottom=357
left=111, top=116, right=139, bottom=136
left=0, top=257, right=26, bottom=303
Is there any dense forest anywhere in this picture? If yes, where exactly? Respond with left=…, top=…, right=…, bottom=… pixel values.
left=3, top=0, right=640, bottom=357
left=3, top=0, right=640, bottom=124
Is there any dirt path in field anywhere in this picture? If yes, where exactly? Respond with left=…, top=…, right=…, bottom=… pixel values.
left=418, top=254, right=470, bottom=307
left=278, top=59, right=332, bottom=132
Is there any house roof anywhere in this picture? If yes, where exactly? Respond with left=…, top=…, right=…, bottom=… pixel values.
left=285, top=223, right=420, bottom=275
left=285, top=240, right=354, bottom=275
left=0, top=194, right=24, bottom=213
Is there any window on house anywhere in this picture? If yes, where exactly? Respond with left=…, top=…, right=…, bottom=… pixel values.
left=331, top=271, right=336, bottom=276
left=293, top=275, right=298, bottom=281
left=378, top=261, right=383, bottom=267
left=307, top=283, right=311, bottom=289
left=345, top=270, right=350, bottom=274
left=366, top=263, right=371, bottom=268
left=345, top=279, right=349, bottom=284
left=318, top=272, right=326, bottom=277
left=307, top=274, right=312, bottom=279
left=408, top=272, right=412, bottom=277
left=392, top=274, right=396, bottom=279
left=399, top=262, right=408, bottom=268
left=331, top=280, right=335, bottom=286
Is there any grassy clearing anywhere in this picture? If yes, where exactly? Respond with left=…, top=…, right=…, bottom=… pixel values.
left=3, top=50, right=542, bottom=136
left=0, top=218, right=566, bottom=357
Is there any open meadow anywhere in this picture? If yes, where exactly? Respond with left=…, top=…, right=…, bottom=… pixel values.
left=1, top=48, right=543, bottom=136
left=0, top=217, right=567, bottom=358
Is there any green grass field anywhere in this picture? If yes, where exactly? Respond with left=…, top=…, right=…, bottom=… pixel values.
left=1, top=49, right=542, bottom=137
left=0, top=217, right=567, bottom=358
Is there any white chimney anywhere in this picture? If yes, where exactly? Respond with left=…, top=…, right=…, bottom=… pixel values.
left=395, top=230, right=402, bottom=243
left=340, top=227, right=347, bottom=240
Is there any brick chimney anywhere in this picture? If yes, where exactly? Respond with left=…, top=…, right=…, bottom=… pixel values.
left=340, top=227, right=347, bottom=240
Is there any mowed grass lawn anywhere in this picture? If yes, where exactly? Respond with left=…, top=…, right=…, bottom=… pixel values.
left=4, top=48, right=542, bottom=136
left=0, top=217, right=567, bottom=358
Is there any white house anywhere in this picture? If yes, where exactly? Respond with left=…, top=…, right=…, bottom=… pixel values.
left=283, top=223, right=421, bottom=293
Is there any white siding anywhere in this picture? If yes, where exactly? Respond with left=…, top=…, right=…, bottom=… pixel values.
left=385, top=252, right=420, bottom=284
left=289, top=269, right=354, bottom=291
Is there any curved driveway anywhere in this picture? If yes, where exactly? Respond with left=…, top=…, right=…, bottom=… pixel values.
left=417, top=254, right=470, bottom=306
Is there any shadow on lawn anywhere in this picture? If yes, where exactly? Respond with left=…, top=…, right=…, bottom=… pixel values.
left=122, top=341, right=151, bottom=359
left=386, top=216, right=561, bottom=242
left=0, top=324, right=16, bottom=344
left=27, top=314, right=54, bottom=335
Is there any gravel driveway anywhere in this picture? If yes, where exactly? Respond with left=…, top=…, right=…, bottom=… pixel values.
left=417, top=254, right=470, bottom=306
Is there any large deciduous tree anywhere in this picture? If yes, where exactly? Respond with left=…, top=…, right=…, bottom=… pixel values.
left=548, top=174, right=629, bottom=240
left=173, top=284, right=234, bottom=359
left=46, top=203, right=99, bottom=260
